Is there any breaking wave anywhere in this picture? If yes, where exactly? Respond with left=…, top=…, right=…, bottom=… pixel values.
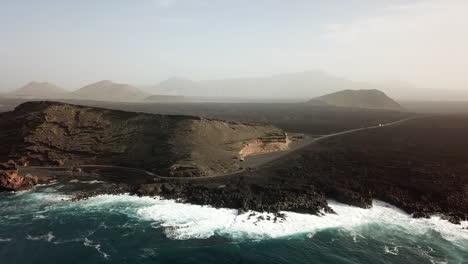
left=1, top=188, right=467, bottom=263
left=78, top=194, right=468, bottom=242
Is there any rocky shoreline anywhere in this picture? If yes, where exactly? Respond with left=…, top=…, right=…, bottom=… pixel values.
left=0, top=161, right=52, bottom=192
left=1, top=102, right=467, bottom=225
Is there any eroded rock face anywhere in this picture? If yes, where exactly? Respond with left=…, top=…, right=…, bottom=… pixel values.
left=239, top=133, right=291, bottom=158
left=0, top=101, right=288, bottom=178
left=0, top=161, right=51, bottom=191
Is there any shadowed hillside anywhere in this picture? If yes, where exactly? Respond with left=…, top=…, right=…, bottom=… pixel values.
left=0, top=101, right=287, bottom=178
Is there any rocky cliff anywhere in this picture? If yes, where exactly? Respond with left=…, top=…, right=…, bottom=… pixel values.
left=0, top=101, right=288, bottom=181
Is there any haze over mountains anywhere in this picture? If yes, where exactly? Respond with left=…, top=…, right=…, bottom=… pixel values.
left=5, top=80, right=149, bottom=102
left=71, top=80, right=149, bottom=102
left=8, top=82, right=68, bottom=99
left=3, top=71, right=467, bottom=103
left=147, top=77, right=200, bottom=96
left=143, top=71, right=468, bottom=101
left=147, top=71, right=364, bottom=98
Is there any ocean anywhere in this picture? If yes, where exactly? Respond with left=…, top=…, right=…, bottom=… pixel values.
left=0, top=181, right=467, bottom=264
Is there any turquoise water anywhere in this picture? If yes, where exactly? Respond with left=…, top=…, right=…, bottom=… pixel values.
left=0, top=182, right=467, bottom=264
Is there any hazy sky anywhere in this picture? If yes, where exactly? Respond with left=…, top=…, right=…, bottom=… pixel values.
left=1, top=0, right=467, bottom=91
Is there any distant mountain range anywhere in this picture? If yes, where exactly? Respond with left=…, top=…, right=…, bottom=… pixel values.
left=6, top=80, right=149, bottom=102
left=145, top=71, right=362, bottom=98
left=4, top=71, right=466, bottom=102
left=144, top=73, right=468, bottom=101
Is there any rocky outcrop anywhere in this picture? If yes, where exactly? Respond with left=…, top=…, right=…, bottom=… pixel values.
left=0, top=101, right=288, bottom=179
left=0, top=161, right=51, bottom=191
left=136, top=181, right=335, bottom=215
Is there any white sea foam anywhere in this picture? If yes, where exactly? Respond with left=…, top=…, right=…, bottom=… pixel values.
left=84, top=180, right=105, bottom=184
left=29, top=192, right=72, bottom=202
left=26, top=232, right=55, bottom=242
left=69, top=179, right=105, bottom=184
left=81, top=194, right=158, bottom=207
left=14, top=185, right=72, bottom=202
left=133, top=198, right=468, bottom=241
left=84, top=238, right=110, bottom=259
left=0, top=238, right=12, bottom=242
left=384, top=245, right=400, bottom=255
left=69, top=194, right=468, bottom=242
left=33, top=214, right=47, bottom=219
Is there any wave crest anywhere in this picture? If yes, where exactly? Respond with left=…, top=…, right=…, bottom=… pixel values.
left=133, top=197, right=468, bottom=241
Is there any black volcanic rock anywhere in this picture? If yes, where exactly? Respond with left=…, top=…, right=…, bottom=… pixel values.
left=135, top=116, right=468, bottom=223
left=0, top=101, right=287, bottom=178
left=314, top=89, right=404, bottom=110
left=4, top=101, right=467, bottom=224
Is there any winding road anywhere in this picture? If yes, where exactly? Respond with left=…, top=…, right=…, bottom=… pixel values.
left=158, top=117, right=416, bottom=180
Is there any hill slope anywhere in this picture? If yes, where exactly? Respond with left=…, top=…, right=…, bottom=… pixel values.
left=10, top=82, right=69, bottom=99
left=314, top=89, right=404, bottom=110
left=0, top=101, right=288, bottom=177
left=72, top=80, right=149, bottom=102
